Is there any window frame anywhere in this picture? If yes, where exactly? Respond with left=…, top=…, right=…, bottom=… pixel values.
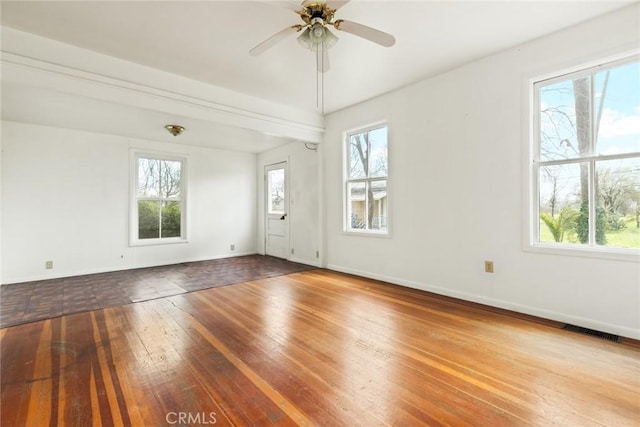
left=129, top=150, right=188, bottom=247
left=343, top=122, right=391, bottom=237
left=525, top=53, right=640, bottom=261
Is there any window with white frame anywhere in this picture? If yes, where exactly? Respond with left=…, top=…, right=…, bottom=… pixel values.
left=131, top=153, right=186, bottom=244
left=345, top=124, right=389, bottom=234
left=532, top=56, right=640, bottom=253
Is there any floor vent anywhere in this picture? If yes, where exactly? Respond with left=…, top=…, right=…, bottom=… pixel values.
left=562, top=324, right=621, bottom=342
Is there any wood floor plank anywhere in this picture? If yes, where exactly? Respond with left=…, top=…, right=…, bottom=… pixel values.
left=175, top=293, right=343, bottom=426
left=2, top=269, right=639, bottom=426
left=24, top=320, right=53, bottom=426
left=152, top=297, right=299, bottom=426
left=1, top=321, right=52, bottom=426
left=104, top=302, right=233, bottom=426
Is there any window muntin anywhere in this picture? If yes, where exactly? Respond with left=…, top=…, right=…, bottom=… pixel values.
left=533, top=57, right=640, bottom=252
left=345, top=125, right=389, bottom=233
left=132, top=153, right=186, bottom=244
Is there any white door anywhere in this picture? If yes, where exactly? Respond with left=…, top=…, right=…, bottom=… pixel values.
left=265, top=162, right=289, bottom=259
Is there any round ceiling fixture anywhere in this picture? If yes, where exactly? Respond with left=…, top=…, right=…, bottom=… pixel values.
left=165, top=124, right=185, bottom=136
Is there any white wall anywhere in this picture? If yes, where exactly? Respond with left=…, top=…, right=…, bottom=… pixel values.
left=1, top=121, right=257, bottom=283
left=0, top=117, right=2, bottom=284
left=257, top=142, right=321, bottom=266
left=323, top=5, right=640, bottom=339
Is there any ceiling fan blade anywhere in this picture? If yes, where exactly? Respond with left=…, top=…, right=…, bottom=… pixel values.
left=333, top=19, right=395, bottom=47
left=317, top=48, right=330, bottom=73
left=249, top=26, right=299, bottom=56
left=270, top=1, right=304, bottom=12
left=326, top=1, right=351, bottom=10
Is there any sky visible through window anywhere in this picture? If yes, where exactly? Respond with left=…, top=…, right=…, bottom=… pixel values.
left=595, top=62, right=640, bottom=155
left=539, top=61, right=639, bottom=159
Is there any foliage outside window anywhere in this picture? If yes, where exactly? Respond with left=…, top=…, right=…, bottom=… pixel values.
left=533, top=57, right=640, bottom=252
left=345, top=125, right=389, bottom=233
left=133, top=154, right=186, bottom=243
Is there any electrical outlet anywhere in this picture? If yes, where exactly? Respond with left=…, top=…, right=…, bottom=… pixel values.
left=230, top=244, right=235, bottom=251
left=291, top=248, right=295, bottom=255
left=316, top=251, right=319, bottom=259
left=484, top=261, right=494, bottom=273
left=45, top=260, right=53, bottom=270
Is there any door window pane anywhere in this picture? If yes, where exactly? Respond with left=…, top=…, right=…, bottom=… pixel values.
left=268, top=168, right=285, bottom=214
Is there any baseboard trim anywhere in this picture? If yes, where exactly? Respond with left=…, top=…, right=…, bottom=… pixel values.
left=327, top=263, right=640, bottom=340
left=289, top=257, right=321, bottom=268
left=2, top=252, right=257, bottom=285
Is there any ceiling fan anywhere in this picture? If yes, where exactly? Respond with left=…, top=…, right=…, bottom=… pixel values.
left=249, top=0, right=395, bottom=73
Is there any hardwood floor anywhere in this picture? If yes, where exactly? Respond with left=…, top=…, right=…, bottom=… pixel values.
left=2, top=270, right=638, bottom=426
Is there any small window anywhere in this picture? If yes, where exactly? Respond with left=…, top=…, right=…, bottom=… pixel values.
left=131, top=152, right=186, bottom=245
left=532, top=56, right=640, bottom=254
left=267, top=167, right=285, bottom=215
left=345, top=124, right=389, bottom=234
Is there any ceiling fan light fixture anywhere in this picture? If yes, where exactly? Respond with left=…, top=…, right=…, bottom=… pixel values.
left=320, top=26, right=338, bottom=50
left=297, top=24, right=338, bottom=52
left=297, top=27, right=312, bottom=50
left=308, top=21, right=331, bottom=46
left=310, top=23, right=325, bottom=41
left=249, top=0, right=395, bottom=81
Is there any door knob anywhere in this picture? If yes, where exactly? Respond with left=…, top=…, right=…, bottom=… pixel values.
left=280, top=214, right=287, bottom=220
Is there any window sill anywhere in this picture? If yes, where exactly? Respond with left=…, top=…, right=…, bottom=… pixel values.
left=129, top=238, right=189, bottom=248
left=525, top=242, right=640, bottom=263
left=343, top=229, right=392, bottom=239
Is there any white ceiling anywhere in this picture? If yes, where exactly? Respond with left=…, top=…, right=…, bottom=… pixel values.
left=0, top=0, right=634, bottom=150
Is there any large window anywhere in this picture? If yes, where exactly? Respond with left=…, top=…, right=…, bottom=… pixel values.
left=131, top=153, right=186, bottom=245
left=345, top=124, right=389, bottom=234
left=532, top=56, right=639, bottom=254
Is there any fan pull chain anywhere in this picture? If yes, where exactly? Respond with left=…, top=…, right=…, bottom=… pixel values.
left=315, top=42, right=325, bottom=113
left=321, top=42, right=325, bottom=114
